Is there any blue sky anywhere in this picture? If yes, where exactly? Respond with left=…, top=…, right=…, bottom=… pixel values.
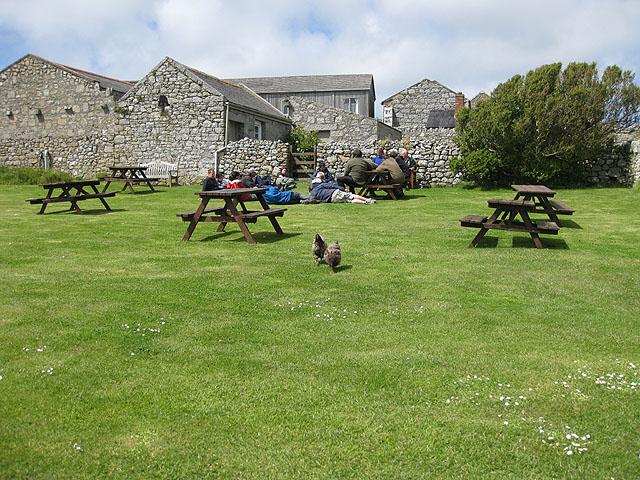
left=1, top=0, right=639, bottom=116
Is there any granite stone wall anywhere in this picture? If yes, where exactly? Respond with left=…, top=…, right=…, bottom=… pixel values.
left=584, top=129, right=640, bottom=185
left=382, top=79, right=457, bottom=136
left=112, top=59, right=226, bottom=183
left=289, top=96, right=401, bottom=144
left=0, top=55, right=117, bottom=176
left=216, top=138, right=289, bottom=177
left=316, top=137, right=461, bottom=187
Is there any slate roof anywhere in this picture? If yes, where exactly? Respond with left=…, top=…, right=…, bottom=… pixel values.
left=425, top=110, right=456, bottom=128
left=225, top=74, right=375, bottom=97
left=58, top=64, right=135, bottom=94
left=180, top=63, right=290, bottom=122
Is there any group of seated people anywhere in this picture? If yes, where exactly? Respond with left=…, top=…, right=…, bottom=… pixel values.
left=201, top=147, right=412, bottom=205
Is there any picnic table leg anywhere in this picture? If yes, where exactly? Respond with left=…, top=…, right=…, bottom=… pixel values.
left=469, top=208, right=502, bottom=248
left=520, top=211, right=544, bottom=249
left=90, top=185, right=112, bottom=211
left=101, top=181, right=112, bottom=193
left=386, top=188, right=398, bottom=200
left=257, top=195, right=284, bottom=235
left=538, top=195, right=560, bottom=224
left=225, top=198, right=256, bottom=243
left=182, top=197, right=210, bottom=241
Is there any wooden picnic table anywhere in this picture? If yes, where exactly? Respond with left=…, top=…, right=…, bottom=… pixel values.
left=26, top=179, right=116, bottom=214
left=102, top=165, right=160, bottom=193
left=460, top=198, right=560, bottom=249
left=177, top=187, right=286, bottom=244
left=511, top=184, right=575, bottom=223
left=357, top=170, right=403, bottom=200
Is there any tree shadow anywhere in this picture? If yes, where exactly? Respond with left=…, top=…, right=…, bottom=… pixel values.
left=199, top=231, right=237, bottom=241
left=46, top=208, right=127, bottom=215
left=512, top=236, right=570, bottom=250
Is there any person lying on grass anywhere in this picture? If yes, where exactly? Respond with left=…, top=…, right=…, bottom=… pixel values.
left=309, top=172, right=376, bottom=204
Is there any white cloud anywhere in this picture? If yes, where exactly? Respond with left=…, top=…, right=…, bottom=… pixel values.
left=1, top=0, right=639, bottom=115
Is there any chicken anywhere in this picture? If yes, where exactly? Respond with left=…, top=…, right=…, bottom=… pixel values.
left=312, top=233, right=327, bottom=265
left=324, top=240, right=341, bottom=272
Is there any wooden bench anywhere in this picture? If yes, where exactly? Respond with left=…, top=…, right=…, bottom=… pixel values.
left=547, top=199, right=575, bottom=215
left=26, top=180, right=115, bottom=214
left=357, top=171, right=403, bottom=200
left=461, top=198, right=561, bottom=249
left=140, top=160, right=179, bottom=187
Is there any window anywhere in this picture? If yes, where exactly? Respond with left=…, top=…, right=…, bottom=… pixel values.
left=158, top=95, right=170, bottom=113
left=344, top=98, right=358, bottom=114
left=254, top=120, right=264, bottom=140
left=317, top=130, right=330, bottom=141
left=283, top=104, right=292, bottom=116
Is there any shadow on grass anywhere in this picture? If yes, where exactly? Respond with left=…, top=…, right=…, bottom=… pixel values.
left=556, top=219, right=582, bottom=229
left=333, top=264, right=353, bottom=272
left=474, top=236, right=499, bottom=248
left=45, top=208, right=127, bottom=215
left=198, top=231, right=302, bottom=244
left=117, top=189, right=161, bottom=195
left=512, top=236, right=570, bottom=250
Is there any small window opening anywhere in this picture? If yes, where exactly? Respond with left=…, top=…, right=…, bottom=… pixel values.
left=158, top=95, right=170, bottom=112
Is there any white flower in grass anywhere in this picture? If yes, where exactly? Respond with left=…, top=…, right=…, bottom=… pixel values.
left=565, top=449, right=573, bottom=456
left=72, top=442, right=82, bottom=452
left=0, top=375, right=4, bottom=381
left=503, top=421, right=509, bottom=426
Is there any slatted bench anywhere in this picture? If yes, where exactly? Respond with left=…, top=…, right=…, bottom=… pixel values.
left=461, top=198, right=560, bottom=249
left=140, top=160, right=179, bottom=187
left=26, top=180, right=115, bottom=214
left=548, top=199, right=575, bottom=215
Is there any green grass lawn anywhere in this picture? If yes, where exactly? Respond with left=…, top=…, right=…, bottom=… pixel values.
left=0, top=184, right=638, bottom=479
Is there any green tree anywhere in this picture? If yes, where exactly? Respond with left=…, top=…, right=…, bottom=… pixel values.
left=289, top=126, right=319, bottom=152
left=451, top=62, right=640, bottom=185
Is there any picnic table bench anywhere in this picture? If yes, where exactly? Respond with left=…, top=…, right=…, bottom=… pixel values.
left=177, top=187, right=286, bottom=244
left=26, top=179, right=115, bottom=214
left=461, top=198, right=560, bottom=249
left=357, top=170, right=403, bottom=200
left=102, top=166, right=161, bottom=193
left=511, top=184, right=575, bottom=223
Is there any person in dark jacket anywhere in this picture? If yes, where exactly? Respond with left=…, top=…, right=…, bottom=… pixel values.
left=337, top=149, right=376, bottom=193
left=309, top=172, right=376, bottom=204
left=311, top=162, right=334, bottom=182
left=202, top=168, right=222, bottom=191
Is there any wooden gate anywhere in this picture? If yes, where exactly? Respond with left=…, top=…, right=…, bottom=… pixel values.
left=289, top=146, right=317, bottom=179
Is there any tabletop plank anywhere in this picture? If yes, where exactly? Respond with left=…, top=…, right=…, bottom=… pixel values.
left=196, top=188, right=267, bottom=197
left=41, top=180, right=102, bottom=188
left=510, top=184, right=556, bottom=195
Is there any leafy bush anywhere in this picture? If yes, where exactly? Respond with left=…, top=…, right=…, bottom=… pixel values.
left=289, top=126, right=318, bottom=152
left=452, top=62, right=640, bottom=185
left=0, top=166, right=76, bottom=185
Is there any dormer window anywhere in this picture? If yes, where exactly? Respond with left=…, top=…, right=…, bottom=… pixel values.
left=344, top=98, right=358, bottom=114
left=158, top=95, right=170, bottom=112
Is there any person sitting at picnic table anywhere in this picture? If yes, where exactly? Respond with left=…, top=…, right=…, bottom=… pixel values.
left=372, top=147, right=385, bottom=166
left=376, top=154, right=406, bottom=198
left=391, top=149, right=410, bottom=182
left=309, top=172, right=376, bottom=204
left=337, top=148, right=377, bottom=193
left=226, top=171, right=243, bottom=188
left=275, top=167, right=296, bottom=190
left=203, top=168, right=223, bottom=191
left=311, top=162, right=334, bottom=182
left=398, top=147, right=415, bottom=187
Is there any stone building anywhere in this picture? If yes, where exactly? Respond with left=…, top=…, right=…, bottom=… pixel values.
left=382, top=78, right=465, bottom=139
left=287, top=96, right=401, bottom=144
left=0, top=54, right=132, bottom=177
left=470, top=91, right=490, bottom=108
left=112, top=57, right=292, bottom=181
left=225, top=74, right=376, bottom=118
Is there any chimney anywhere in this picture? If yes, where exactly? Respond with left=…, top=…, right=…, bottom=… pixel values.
left=454, top=93, right=465, bottom=115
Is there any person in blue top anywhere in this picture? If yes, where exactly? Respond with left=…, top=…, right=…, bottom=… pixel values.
left=261, top=185, right=314, bottom=204
left=372, top=147, right=385, bottom=166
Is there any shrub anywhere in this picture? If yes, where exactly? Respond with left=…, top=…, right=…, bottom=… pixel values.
left=289, top=126, right=318, bottom=152
left=452, top=62, right=640, bottom=186
left=0, top=166, right=76, bottom=185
